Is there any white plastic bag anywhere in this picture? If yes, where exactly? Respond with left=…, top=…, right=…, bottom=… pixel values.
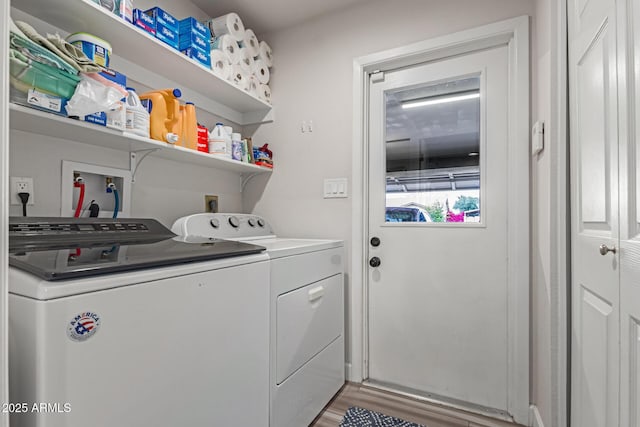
left=65, top=74, right=126, bottom=118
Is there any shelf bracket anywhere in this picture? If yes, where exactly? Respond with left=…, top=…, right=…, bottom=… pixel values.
left=130, top=149, right=160, bottom=183
left=241, top=173, right=259, bottom=191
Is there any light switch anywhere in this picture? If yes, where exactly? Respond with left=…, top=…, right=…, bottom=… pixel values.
left=324, top=178, right=348, bottom=198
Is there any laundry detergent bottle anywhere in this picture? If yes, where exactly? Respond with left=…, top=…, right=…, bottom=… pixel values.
left=180, top=102, right=198, bottom=150
left=139, top=88, right=182, bottom=144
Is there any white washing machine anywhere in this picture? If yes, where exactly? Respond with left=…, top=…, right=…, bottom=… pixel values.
left=172, top=213, right=345, bottom=427
left=8, top=217, right=270, bottom=427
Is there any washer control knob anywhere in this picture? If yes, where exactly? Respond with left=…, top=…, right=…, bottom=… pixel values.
left=257, top=219, right=266, bottom=227
left=369, top=257, right=381, bottom=268
left=370, top=237, right=381, bottom=247
left=248, top=218, right=256, bottom=227
left=209, top=219, right=220, bottom=228
left=228, top=216, right=240, bottom=228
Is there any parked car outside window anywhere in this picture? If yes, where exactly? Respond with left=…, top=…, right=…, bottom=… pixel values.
left=385, top=206, right=433, bottom=222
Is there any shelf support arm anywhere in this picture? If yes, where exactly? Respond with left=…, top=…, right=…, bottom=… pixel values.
left=241, top=173, right=259, bottom=191
left=130, top=149, right=160, bottom=183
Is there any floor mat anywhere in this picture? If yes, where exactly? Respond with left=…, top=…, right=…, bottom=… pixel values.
left=339, top=406, right=426, bottom=427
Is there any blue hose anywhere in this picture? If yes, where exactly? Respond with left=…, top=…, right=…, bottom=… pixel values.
left=112, top=189, right=119, bottom=219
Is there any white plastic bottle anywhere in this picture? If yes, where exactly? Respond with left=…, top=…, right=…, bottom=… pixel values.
left=208, top=123, right=227, bottom=156
left=223, top=126, right=233, bottom=159
left=231, top=132, right=242, bottom=160
left=125, top=87, right=150, bottom=138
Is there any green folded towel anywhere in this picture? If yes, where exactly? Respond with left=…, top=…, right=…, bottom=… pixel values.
left=10, top=48, right=80, bottom=98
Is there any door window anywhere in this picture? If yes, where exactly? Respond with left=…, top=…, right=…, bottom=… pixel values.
left=385, top=76, right=481, bottom=223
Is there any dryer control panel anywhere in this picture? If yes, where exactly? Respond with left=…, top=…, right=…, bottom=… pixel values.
left=172, top=213, right=275, bottom=240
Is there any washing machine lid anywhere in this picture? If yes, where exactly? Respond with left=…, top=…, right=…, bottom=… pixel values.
left=9, top=217, right=266, bottom=281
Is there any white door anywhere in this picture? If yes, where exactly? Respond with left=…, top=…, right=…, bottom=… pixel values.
left=568, top=0, right=620, bottom=425
left=367, top=45, right=518, bottom=414
left=621, top=1, right=640, bottom=425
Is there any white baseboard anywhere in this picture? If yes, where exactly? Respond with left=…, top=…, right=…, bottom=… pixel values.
left=529, top=405, right=545, bottom=427
left=345, top=363, right=352, bottom=381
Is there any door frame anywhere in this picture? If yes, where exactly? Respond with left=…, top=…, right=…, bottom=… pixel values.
left=350, top=16, right=530, bottom=423
left=551, top=2, right=569, bottom=427
left=1, top=1, right=11, bottom=426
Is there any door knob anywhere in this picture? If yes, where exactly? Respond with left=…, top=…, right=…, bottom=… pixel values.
left=599, top=244, right=617, bottom=256
left=369, top=257, right=381, bottom=267
left=370, top=237, right=381, bottom=247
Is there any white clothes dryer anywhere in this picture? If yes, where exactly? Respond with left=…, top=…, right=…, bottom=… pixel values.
left=172, top=213, right=346, bottom=427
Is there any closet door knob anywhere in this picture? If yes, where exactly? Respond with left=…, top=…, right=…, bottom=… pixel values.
left=599, top=244, right=617, bottom=256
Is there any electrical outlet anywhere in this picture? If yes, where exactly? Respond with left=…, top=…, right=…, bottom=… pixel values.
left=10, top=177, right=34, bottom=205
left=204, top=195, right=219, bottom=213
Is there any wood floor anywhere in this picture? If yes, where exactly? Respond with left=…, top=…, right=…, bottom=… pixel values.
left=310, top=383, right=526, bottom=427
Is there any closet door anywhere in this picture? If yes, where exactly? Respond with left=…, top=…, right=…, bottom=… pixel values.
left=620, top=1, right=640, bottom=425
left=568, top=0, right=620, bottom=426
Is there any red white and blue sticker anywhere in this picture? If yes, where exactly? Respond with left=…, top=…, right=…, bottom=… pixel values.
left=67, top=312, right=101, bottom=342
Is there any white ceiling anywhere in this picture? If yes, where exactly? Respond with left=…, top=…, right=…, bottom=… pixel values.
left=190, top=0, right=372, bottom=35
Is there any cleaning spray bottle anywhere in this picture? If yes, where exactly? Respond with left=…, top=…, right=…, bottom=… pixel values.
left=139, top=88, right=182, bottom=144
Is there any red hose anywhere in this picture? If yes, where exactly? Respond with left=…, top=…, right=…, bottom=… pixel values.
left=74, top=182, right=85, bottom=218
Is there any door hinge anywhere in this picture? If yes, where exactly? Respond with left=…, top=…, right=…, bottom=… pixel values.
left=370, top=70, right=385, bottom=83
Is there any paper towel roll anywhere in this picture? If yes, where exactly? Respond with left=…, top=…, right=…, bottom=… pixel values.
left=210, top=49, right=231, bottom=81
left=246, top=75, right=260, bottom=96
left=207, top=13, right=245, bottom=42
left=242, top=71, right=253, bottom=91
left=253, top=59, right=270, bottom=84
left=259, top=84, right=271, bottom=103
left=211, top=35, right=240, bottom=64
left=257, top=41, right=273, bottom=67
left=237, top=48, right=255, bottom=74
left=230, top=64, right=247, bottom=87
left=242, top=29, right=260, bottom=57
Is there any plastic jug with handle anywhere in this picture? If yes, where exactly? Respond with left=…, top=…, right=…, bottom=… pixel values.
left=180, top=102, right=198, bottom=150
left=139, top=88, right=182, bottom=144
left=209, top=123, right=228, bottom=156
left=125, top=87, right=150, bottom=138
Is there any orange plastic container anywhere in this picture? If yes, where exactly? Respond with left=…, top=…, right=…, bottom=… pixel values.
left=180, top=102, right=198, bottom=150
left=139, top=88, right=182, bottom=144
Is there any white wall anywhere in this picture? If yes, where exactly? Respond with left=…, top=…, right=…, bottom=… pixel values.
left=244, top=0, right=536, bottom=386
left=532, top=0, right=568, bottom=426
left=8, top=130, right=244, bottom=227
left=532, top=0, right=553, bottom=421
left=133, top=0, right=209, bottom=20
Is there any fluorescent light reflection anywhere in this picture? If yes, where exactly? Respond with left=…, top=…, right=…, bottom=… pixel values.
left=402, top=92, right=480, bottom=109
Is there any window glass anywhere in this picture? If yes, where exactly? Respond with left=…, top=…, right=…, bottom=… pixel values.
left=385, top=76, right=481, bottom=223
